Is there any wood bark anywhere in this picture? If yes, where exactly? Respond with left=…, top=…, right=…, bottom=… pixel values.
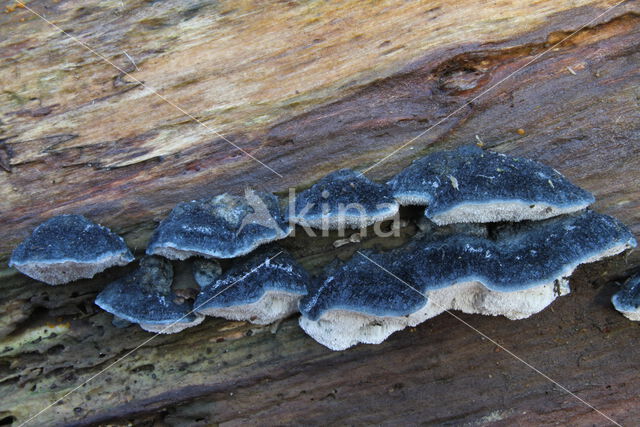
left=0, top=0, right=639, bottom=425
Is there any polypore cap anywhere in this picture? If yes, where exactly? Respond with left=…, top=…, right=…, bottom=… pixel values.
left=388, top=146, right=595, bottom=224
left=95, top=256, right=204, bottom=334
left=195, top=245, right=309, bottom=324
left=612, top=275, right=640, bottom=321
left=146, top=190, right=291, bottom=260
left=290, top=169, right=399, bottom=229
left=9, top=214, right=134, bottom=285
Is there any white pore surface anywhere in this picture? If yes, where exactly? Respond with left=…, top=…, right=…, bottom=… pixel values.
left=430, top=200, right=590, bottom=225
left=198, top=290, right=303, bottom=325
left=299, top=280, right=570, bottom=351
left=16, top=253, right=132, bottom=285
left=616, top=310, right=640, bottom=322
left=612, top=293, right=640, bottom=322
left=139, top=313, right=205, bottom=334
left=393, top=193, right=431, bottom=206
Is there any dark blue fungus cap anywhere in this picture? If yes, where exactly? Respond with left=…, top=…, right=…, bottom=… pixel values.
left=290, top=169, right=399, bottom=229
left=397, top=210, right=637, bottom=320
left=9, top=214, right=134, bottom=285
left=409, top=210, right=637, bottom=293
left=612, top=275, right=640, bottom=321
left=298, top=252, right=426, bottom=350
left=96, top=256, right=204, bottom=334
left=146, top=191, right=291, bottom=260
left=299, top=251, right=424, bottom=321
left=298, top=210, right=636, bottom=350
left=388, top=145, right=595, bottom=225
left=192, top=258, right=222, bottom=288
left=195, top=246, right=309, bottom=324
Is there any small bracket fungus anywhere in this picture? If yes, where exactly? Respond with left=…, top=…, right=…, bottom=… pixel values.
left=195, top=246, right=309, bottom=325
left=299, top=253, right=427, bottom=351
left=612, top=275, right=640, bottom=321
left=290, top=169, right=399, bottom=229
left=95, top=256, right=204, bottom=334
left=192, top=258, right=222, bottom=288
left=9, top=214, right=134, bottom=285
left=146, top=191, right=291, bottom=260
left=299, top=210, right=636, bottom=351
left=388, top=145, right=595, bottom=225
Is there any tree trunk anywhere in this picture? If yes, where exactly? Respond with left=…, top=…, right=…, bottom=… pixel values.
left=0, top=0, right=639, bottom=425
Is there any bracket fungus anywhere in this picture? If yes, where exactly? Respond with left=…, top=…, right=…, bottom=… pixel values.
left=195, top=246, right=309, bottom=324
left=146, top=191, right=290, bottom=260
left=9, top=214, right=134, bottom=285
left=13, top=145, right=636, bottom=352
left=299, top=253, right=427, bottom=351
left=299, top=210, right=636, bottom=350
left=388, top=146, right=595, bottom=225
left=612, top=275, right=640, bottom=321
left=192, top=258, right=222, bottom=288
left=96, top=256, right=204, bottom=334
left=289, top=169, right=399, bottom=229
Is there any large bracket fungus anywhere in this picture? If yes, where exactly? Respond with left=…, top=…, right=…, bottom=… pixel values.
left=289, top=169, right=399, bottom=229
left=195, top=246, right=309, bottom=325
left=612, top=275, right=640, bottom=321
left=96, top=256, right=204, bottom=334
left=299, top=211, right=637, bottom=350
left=9, top=214, right=134, bottom=285
left=146, top=191, right=291, bottom=260
left=388, top=146, right=595, bottom=225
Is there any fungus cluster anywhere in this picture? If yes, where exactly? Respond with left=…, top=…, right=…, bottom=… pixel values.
left=299, top=210, right=636, bottom=350
left=8, top=146, right=637, bottom=350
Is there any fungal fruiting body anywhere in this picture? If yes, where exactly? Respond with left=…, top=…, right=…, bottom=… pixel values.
left=12, top=145, right=635, bottom=350
left=290, top=169, right=399, bottom=229
left=192, top=258, right=222, bottom=288
left=9, top=214, right=134, bottom=285
left=195, top=246, right=309, bottom=324
left=299, top=211, right=637, bottom=350
left=96, top=256, right=204, bottom=334
left=388, top=146, right=595, bottom=225
left=299, top=253, right=427, bottom=351
left=612, top=275, right=640, bottom=321
left=146, top=191, right=291, bottom=260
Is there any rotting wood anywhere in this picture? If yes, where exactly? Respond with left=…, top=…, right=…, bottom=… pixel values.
left=1, top=0, right=639, bottom=425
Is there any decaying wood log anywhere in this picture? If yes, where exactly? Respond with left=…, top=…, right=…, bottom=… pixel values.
left=1, top=0, right=639, bottom=425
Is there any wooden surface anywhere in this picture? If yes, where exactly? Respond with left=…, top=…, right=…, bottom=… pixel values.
left=1, top=0, right=639, bottom=425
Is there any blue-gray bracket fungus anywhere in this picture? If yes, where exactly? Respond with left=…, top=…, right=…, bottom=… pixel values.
left=388, top=145, right=595, bottom=225
left=192, top=258, right=222, bottom=288
left=290, top=169, right=399, bottom=229
left=146, top=190, right=291, bottom=260
left=96, top=256, right=204, bottom=334
left=9, top=214, right=134, bottom=285
left=299, top=210, right=636, bottom=350
left=195, top=246, right=309, bottom=324
left=612, top=275, right=640, bottom=321
left=299, top=253, right=427, bottom=351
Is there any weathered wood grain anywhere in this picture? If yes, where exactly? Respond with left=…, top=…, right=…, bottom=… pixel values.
left=1, top=0, right=639, bottom=259
left=1, top=0, right=639, bottom=425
